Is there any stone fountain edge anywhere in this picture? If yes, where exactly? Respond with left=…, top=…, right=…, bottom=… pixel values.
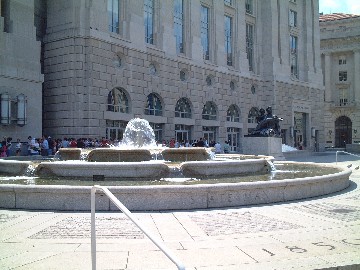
left=0, top=163, right=351, bottom=211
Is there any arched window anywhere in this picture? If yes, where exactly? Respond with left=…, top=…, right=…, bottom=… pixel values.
left=248, top=107, right=259, bottom=123
left=107, top=87, right=129, bottom=113
left=227, top=104, right=240, bottom=122
left=144, top=93, right=162, bottom=116
left=175, top=98, right=192, bottom=118
left=202, top=101, right=217, bottom=120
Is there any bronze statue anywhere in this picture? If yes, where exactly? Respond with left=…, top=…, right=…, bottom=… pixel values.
left=249, top=106, right=283, bottom=137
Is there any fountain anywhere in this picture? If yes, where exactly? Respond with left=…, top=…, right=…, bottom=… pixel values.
left=0, top=118, right=352, bottom=211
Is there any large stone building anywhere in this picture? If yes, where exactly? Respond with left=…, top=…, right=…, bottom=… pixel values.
left=320, top=13, right=360, bottom=148
left=0, top=0, right=44, bottom=140
left=1, top=0, right=325, bottom=152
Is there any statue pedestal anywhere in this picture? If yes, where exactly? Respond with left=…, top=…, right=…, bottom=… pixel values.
left=242, top=137, right=284, bottom=160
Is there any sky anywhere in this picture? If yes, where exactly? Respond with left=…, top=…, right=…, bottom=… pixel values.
left=319, top=0, right=360, bottom=15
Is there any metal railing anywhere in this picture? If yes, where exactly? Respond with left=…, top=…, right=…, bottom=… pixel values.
left=91, top=185, right=186, bottom=270
left=336, top=151, right=360, bottom=164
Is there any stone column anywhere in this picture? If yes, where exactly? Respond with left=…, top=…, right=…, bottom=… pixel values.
left=189, top=1, right=203, bottom=62
left=324, top=53, right=332, bottom=102
left=0, top=0, right=3, bottom=32
left=160, top=0, right=176, bottom=56
left=354, top=50, right=360, bottom=103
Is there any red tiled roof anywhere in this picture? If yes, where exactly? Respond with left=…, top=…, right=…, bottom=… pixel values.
left=319, top=13, right=360, bottom=22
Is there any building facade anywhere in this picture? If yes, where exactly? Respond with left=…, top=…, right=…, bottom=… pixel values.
left=1, top=0, right=325, bottom=152
left=0, top=0, right=44, bottom=140
left=320, top=13, right=360, bottom=148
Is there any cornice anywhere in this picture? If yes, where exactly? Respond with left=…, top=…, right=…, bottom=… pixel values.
left=320, top=36, right=360, bottom=51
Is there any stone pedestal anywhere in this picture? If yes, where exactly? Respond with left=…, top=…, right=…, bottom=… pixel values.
left=58, top=148, right=81, bottom=160
left=242, top=137, right=284, bottom=160
left=162, top=148, right=210, bottom=162
left=87, top=149, right=152, bottom=162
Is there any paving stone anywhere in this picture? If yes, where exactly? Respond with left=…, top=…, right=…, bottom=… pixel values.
left=29, top=216, right=144, bottom=239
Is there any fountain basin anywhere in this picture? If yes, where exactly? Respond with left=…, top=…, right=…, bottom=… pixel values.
left=0, top=157, right=273, bottom=179
left=1, top=118, right=349, bottom=211
left=34, top=159, right=271, bottom=179
left=0, top=162, right=351, bottom=211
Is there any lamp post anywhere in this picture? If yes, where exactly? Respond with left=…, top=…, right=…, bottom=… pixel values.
left=17, top=94, right=27, bottom=126
left=1, top=93, right=11, bottom=125
left=311, top=127, right=316, bottom=138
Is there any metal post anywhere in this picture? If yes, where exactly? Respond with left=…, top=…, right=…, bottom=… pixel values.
left=100, top=187, right=186, bottom=270
left=91, top=186, right=97, bottom=270
left=90, top=185, right=186, bottom=270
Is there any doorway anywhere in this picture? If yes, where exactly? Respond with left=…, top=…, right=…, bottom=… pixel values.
left=203, top=126, right=217, bottom=145
left=294, top=112, right=307, bottom=148
left=335, top=116, right=352, bottom=148
left=105, top=120, right=127, bottom=141
left=227, top=127, right=240, bottom=152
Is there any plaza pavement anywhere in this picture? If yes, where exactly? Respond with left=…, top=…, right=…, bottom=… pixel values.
left=0, top=152, right=359, bottom=270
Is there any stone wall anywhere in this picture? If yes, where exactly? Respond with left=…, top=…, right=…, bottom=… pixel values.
left=0, top=0, right=43, bottom=141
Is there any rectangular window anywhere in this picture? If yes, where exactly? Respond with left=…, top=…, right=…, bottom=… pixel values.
left=290, top=35, right=298, bottom=78
left=201, top=5, right=210, bottom=60
left=174, top=0, right=184, bottom=54
left=224, top=0, right=232, bottom=6
left=246, top=23, right=254, bottom=71
left=1, top=0, right=11, bottom=32
left=144, top=0, right=154, bottom=44
left=289, top=10, right=297, bottom=27
left=225, top=15, right=232, bottom=66
left=245, top=0, right=253, bottom=15
left=150, top=123, right=163, bottom=142
left=339, top=57, right=347, bottom=65
left=339, top=71, right=347, bottom=81
left=339, top=88, right=348, bottom=106
left=108, top=0, right=119, bottom=34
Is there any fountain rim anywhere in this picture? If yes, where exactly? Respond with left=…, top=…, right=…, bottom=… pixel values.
left=0, top=161, right=351, bottom=211
left=0, top=161, right=351, bottom=189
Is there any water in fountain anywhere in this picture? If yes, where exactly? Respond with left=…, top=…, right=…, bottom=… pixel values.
left=266, top=160, right=277, bottom=171
left=25, top=164, right=36, bottom=177
left=121, top=118, right=157, bottom=148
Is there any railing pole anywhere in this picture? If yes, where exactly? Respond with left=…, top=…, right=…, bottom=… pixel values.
left=90, top=185, right=186, bottom=270
left=91, top=186, right=97, bottom=270
left=336, top=150, right=360, bottom=165
left=101, top=187, right=186, bottom=270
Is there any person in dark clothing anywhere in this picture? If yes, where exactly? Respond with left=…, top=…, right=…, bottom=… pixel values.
left=197, top=137, right=205, bottom=147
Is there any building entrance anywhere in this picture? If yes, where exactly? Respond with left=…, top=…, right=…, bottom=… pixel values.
left=175, top=124, right=191, bottom=144
left=227, top=127, right=240, bottom=152
left=106, top=120, right=127, bottom=141
left=150, top=123, right=163, bottom=143
left=294, top=112, right=307, bottom=148
left=335, top=116, right=352, bottom=148
left=203, top=126, right=216, bottom=145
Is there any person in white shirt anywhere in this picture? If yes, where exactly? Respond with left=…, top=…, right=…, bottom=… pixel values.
left=15, top=139, right=22, bottom=156
left=214, top=142, right=222, bottom=154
